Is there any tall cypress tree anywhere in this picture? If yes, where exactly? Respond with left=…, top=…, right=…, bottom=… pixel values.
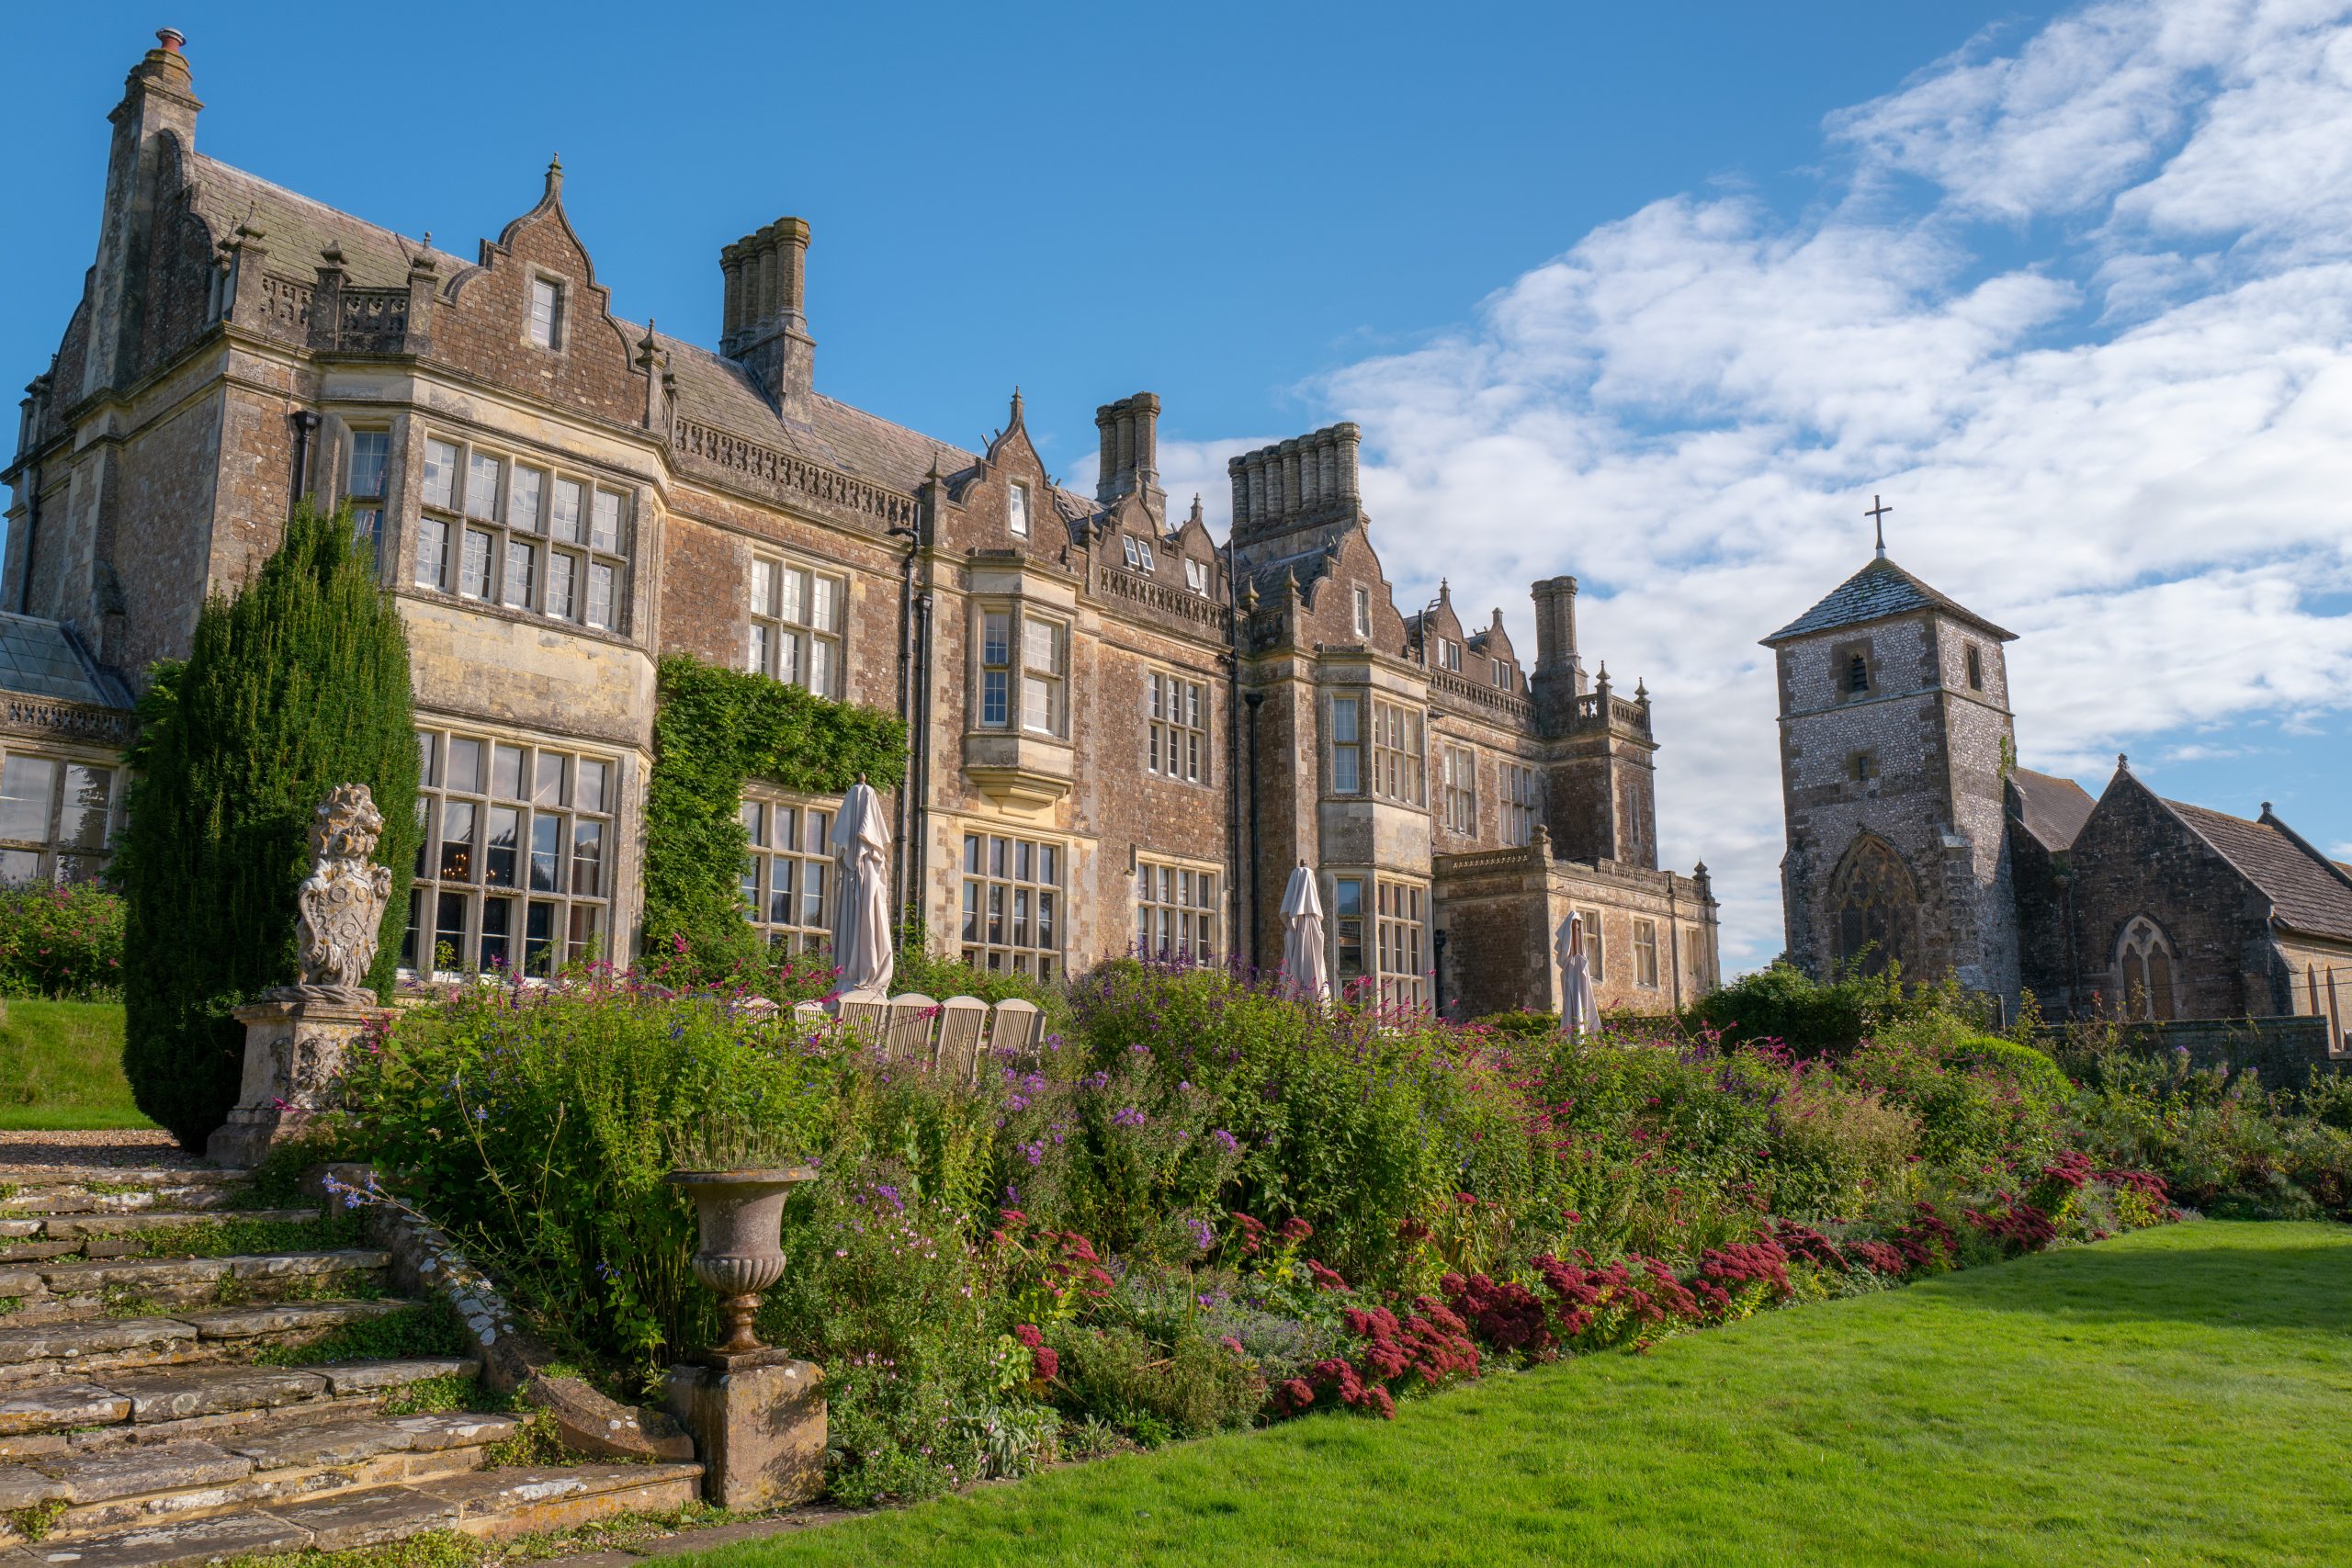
left=120, top=502, right=420, bottom=1150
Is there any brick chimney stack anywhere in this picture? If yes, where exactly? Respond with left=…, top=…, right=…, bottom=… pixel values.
left=1528, top=575, right=1584, bottom=733
left=719, top=217, right=814, bottom=405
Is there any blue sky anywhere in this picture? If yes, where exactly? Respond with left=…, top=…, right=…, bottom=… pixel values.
left=6, top=2, right=2347, bottom=972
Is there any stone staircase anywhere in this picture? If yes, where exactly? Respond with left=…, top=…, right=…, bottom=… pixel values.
left=0, top=1161, right=702, bottom=1567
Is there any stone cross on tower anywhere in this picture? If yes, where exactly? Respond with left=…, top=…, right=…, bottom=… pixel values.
left=1866, top=495, right=1894, bottom=559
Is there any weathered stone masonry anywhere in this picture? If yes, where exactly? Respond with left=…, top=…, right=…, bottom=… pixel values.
left=4, top=32, right=1720, bottom=1013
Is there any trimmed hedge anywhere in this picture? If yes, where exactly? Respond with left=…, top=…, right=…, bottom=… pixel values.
left=118, top=503, right=420, bottom=1151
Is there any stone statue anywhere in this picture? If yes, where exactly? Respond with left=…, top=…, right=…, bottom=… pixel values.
left=274, top=783, right=393, bottom=1004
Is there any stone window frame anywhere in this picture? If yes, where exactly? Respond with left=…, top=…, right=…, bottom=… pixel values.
left=1633, top=918, right=1660, bottom=988
left=1831, top=637, right=1878, bottom=703
left=1848, top=749, right=1880, bottom=793
left=1329, top=693, right=1364, bottom=796
left=1182, top=558, right=1209, bottom=595
left=344, top=427, right=392, bottom=570
left=525, top=272, right=566, bottom=352
left=1435, top=637, right=1462, bottom=672
left=405, top=726, right=617, bottom=979
left=1503, top=762, right=1540, bottom=846
left=959, top=829, right=1065, bottom=981
left=1370, top=699, right=1427, bottom=807
left=739, top=789, right=833, bottom=955
left=1489, top=657, right=1510, bottom=690
left=1576, top=906, right=1607, bottom=978
left=1136, top=853, right=1220, bottom=964
left=748, top=551, right=847, bottom=699
left=1440, top=739, right=1477, bottom=834
left=1330, top=873, right=1368, bottom=982
left=1121, top=535, right=1158, bottom=573
left=1008, top=480, right=1031, bottom=539
left=1374, top=875, right=1430, bottom=1013
left=969, top=598, right=1070, bottom=739
left=1683, top=924, right=1711, bottom=994
left=1964, top=643, right=1984, bottom=692
left=0, top=746, right=122, bottom=889
left=1146, top=669, right=1208, bottom=786
left=414, top=433, right=629, bottom=635
left=2114, top=914, right=2177, bottom=1022
left=1352, top=588, right=1371, bottom=639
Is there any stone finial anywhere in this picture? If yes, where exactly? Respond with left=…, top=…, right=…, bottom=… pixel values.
left=2117, top=752, right=2130, bottom=772
left=319, top=241, right=345, bottom=268
left=545, top=152, right=564, bottom=200
left=271, top=784, right=394, bottom=1005
left=1634, top=677, right=1649, bottom=701
left=637, top=318, right=661, bottom=367
left=1189, top=494, right=1204, bottom=527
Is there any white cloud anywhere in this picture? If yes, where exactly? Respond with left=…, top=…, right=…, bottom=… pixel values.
left=1235, top=0, right=2352, bottom=972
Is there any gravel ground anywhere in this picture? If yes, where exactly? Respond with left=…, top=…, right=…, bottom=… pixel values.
left=0, top=1127, right=199, bottom=1170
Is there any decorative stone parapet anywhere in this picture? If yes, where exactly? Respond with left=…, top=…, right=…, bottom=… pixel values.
left=206, top=998, right=390, bottom=1168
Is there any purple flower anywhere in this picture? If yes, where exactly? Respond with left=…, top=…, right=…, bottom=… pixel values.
left=1187, top=1218, right=1215, bottom=1252
left=1210, top=1128, right=1240, bottom=1156
left=1112, top=1106, right=1148, bottom=1129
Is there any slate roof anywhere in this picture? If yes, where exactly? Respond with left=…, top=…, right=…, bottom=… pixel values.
left=2163, top=798, right=2352, bottom=942
left=1762, top=556, right=2016, bottom=646
left=2007, top=767, right=2097, bottom=851
left=187, top=153, right=1095, bottom=519
left=0, top=614, right=133, bottom=708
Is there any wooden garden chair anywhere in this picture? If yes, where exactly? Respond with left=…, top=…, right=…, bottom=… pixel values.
left=933, top=996, right=989, bottom=1086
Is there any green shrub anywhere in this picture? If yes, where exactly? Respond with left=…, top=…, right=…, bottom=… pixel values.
left=341, top=983, right=836, bottom=1382
left=1694, top=959, right=1923, bottom=1056
left=0, top=885, right=124, bottom=999
left=1048, top=1325, right=1263, bottom=1444
left=119, top=502, right=419, bottom=1150
left=1768, top=1077, right=1919, bottom=1219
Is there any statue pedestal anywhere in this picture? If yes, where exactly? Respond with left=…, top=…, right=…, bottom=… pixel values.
left=662, top=1358, right=825, bottom=1509
left=206, top=997, right=391, bottom=1168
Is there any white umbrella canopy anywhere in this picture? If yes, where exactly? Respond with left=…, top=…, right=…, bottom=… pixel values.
left=1555, top=910, right=1598, bottom=1039
left=1279, top=863, right=1330, bottom=1006
left=828, top=779, right=894, bottom=998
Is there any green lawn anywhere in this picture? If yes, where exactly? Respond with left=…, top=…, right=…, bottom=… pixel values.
left=693, top=1223, right=2352, bottom=1568
left=0, top=998, right=152, bottom=1130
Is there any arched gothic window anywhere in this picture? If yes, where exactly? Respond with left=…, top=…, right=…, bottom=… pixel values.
left=2115, top=916, right=2177, bottom=1021
left=1830, top=835, right=1919, bottom=977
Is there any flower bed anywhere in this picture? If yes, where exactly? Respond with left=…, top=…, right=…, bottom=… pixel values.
left=313, top=957, right=2342, bottom=1507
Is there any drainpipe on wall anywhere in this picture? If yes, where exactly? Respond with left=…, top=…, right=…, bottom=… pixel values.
left=289, top=410, right=320, bottom=513
left=1244, top=690, right=1265, bottom=969
left=910, top=590, right=933, bottom=939
left=888, top=523, right=921, bottom=927
left=1225, top=545, right=1243, bottom=970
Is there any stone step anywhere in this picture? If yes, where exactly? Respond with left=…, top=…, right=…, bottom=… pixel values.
left=0, top=1189, right=244, bottom=1219
left=0, top=1464, right=704, bottom=1566
left=0, top=1301, right=414, bottom=1388
left=0, top=1213, right=322, bottom=1269
left=0, top=1251, right=391, bottom=1325
left=0, top=1409, right=522, bottom=1542
left=0, top=1346, right=465, bottom=1450
left=0, top=1170, right=242, bottom=1191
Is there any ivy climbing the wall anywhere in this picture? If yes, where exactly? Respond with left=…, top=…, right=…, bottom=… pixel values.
left=641, top=654, right=907, bottom=981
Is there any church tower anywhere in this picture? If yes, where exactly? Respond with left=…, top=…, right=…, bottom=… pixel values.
left=1763, top=525, right=2021, bottom=1003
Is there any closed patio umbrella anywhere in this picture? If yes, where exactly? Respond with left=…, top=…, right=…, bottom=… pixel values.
left=1555, top=910, right=1598, bottom=1038
left=1280, top=863, right=1330, bottom=1006
left=829, top=778, right=894, bottom=998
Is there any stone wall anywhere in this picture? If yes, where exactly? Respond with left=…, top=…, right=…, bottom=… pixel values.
left=2112, top=1015, right=2342, bottom=1083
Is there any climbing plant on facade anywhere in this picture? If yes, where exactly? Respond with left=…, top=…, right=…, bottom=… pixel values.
left=642, top=654, right=906, bottom=976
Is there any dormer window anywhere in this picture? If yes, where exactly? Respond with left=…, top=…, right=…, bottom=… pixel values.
left=527, top=277, right=562, bottom=349
left=1437, top=638, right=1462, bottom=672
left=1121, top=536, right=1156, bottom=572
left=1490, top=658, right=1508, bottom=690
left=1846, top=653, right=1871, bottom=694
left=1353, top=588, right=1371, bottom=638
left=1964, top=645, right=1984, bottom=691
left=1008, top=482, right=1029, bottom=539
left=1183, top=558, right=1207, bottom=594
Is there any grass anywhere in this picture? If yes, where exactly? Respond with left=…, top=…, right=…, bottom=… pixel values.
left=686, top=1222, right=2352, bottom=1568
left=0, top=999, right=149, bottom=1130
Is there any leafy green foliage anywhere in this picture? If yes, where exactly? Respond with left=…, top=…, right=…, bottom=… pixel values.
left=118, top=502, right=419, bottom=1149
left=1692, top=958, right=1936, bottom=1056
left=253, top=1300, right=470, bottom=1366
left=0, top=885, right=123, bottom=998
left=1047, top=1324, right=1264, bottom=1444
left=642, top=655, right=905, bottom=980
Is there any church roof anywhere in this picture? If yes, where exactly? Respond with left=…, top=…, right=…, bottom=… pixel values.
left=2161, top=798, right=2352, bottom=942
left=1761, top=556, right=2015, bottom=646
left=2008, top=768, right=2096, bottom=851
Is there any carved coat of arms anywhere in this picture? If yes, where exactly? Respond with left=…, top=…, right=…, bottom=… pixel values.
left=277, top=783, right=395, bottom=1004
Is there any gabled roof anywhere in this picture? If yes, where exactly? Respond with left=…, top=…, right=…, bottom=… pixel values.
left=0, top=614, right=132, bottom=709
left=1762, top=555, right=2016, bottom=646
left=2161, top=798, right=2352, bottom=942
left=2007, top=767, right=2097, bottom=851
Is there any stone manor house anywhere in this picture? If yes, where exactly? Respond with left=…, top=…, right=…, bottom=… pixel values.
left=1769, top=545, right=2352, bottom=1043
left=0, top=32, right=1719, bottom=1019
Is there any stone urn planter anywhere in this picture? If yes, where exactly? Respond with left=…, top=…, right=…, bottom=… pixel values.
left=665, top=1167, right=816, bottom=1365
